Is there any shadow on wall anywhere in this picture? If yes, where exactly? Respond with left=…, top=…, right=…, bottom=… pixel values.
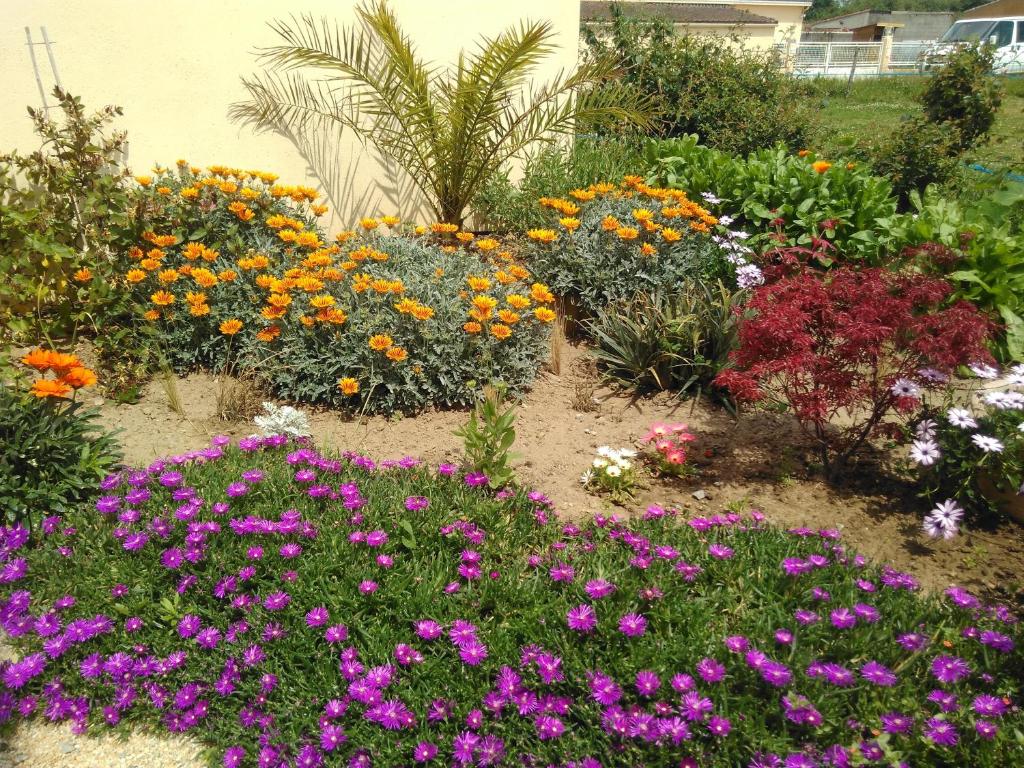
left=259, top=119, right=430, bottom=229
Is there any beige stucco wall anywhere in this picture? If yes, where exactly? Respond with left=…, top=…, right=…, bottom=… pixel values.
left=735, top=4, right=808, bottom=43
left=676, top=24, right=779, bottom=49
left=1, top=0, right=581, bottom=230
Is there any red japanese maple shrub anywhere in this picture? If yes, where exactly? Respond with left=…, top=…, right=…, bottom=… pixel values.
left=714, top=262, right=993, bottom=482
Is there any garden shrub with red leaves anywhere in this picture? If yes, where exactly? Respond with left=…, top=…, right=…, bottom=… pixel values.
left=714, top=261, right=993, bottom=482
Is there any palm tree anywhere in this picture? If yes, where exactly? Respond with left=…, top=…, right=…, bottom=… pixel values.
left=230, top=1, right=652, bottom=226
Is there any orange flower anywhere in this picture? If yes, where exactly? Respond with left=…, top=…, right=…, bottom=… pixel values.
left=640, top=243, right=657, bottom=256
left=381, top=215, right=399, bottom=227
left=615, top=227, right=639, bottom=241
left=410, top=305, right=434, bottom=321
left=31, top=379, right=72, bottom=399
left=497, top=309, right=520, bottom=325
left=143, top=309, right=161, bottom=321
left=338, top=377, right=360, bottom=395
left=256, top=326, right=281, bottom=342
left=151, top=290, right=175, bottom=306
left=463, top=321, right=482, bottom=334
left=506, top=294, right=531, bottom=310
left=311, top=204, right=329, bottom=216
left=360, top=217, right=379, bottom=231
left=812, top=161, right=832, bottom=174
left=73, top=268, right=93, bottom=283
left=368, top=334, right=393, bottom=351
left=530, top=283, right=555, bottom=304
left=189, top=303, right=211, bottom=317
left=455, top=232, right=474, bottom=243
left=59, top=366, right=97, bottom=389
left=134, top=175, right=153, bottom=187
left=430, top=222, right=459, bottom=234
left=601, top=215, right=620, bottom=232
left=218, top=269, right=238, bottom=282
left=158, top=269, right=180, bottom=284
left=798, top=149, right=810, bottom=158
left=219, top=319, right=243, bottom=335
left=631, top=208, right=654, bottom=222
left=474, top=237, right=499, bottom=252
left=386, top=346, right=408, bottom=362
left=846, top=162, right=856, bottom=170
left=20, top=348, right=57, bottom=371
left=660, top=227, right=682, bottom=243
left=534, top=307, right=557, bottom=323
left=526, top=229, right=557, bottom=244
left=490, top=323, right=512, bottom=340
left=466, top=276, right=491, bottom=292
left=559, top=217, right=581, bottom=232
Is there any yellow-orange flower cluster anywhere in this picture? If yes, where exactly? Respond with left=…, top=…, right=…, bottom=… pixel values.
left=20, top=348, right=97, bottom=399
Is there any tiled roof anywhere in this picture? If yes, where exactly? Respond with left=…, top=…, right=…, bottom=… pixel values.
left=581, top=1, right=779, bottom=26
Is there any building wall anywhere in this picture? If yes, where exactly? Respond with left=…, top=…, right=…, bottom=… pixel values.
left=674, top=23, right=779, bottom=48
left=735, top=4, right=808, bottom=42
left=1, top=0, right=581, bottom=230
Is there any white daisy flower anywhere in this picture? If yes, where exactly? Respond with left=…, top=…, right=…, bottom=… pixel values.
left=619, top=448, right=638, bottom=458
left=595, top=446, right=613, bottom=458
left=915, top=419, right=937, bottom=440
left=592, top=458, right=608, bottom=469
left=617, top=459, right=632, bottom=471
left=918, top=367, right=949, bottom=383
left=579, top=469, right=593, bottom=485
left=971, top=434, right=1005, bottom=453
left=930, top=499, right=964, bottom=526
left=604, top=464, right=622, bottom=478
left=890, top=378, right=920, bottom=398
left=947, top=408, right=977, bottom=429
left=970, top=363, right=999, bottom=380
left=910, top=440, right=941, bottom=466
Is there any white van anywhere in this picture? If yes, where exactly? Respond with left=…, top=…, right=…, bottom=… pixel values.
left=921, top=17, right=1024, bottom=73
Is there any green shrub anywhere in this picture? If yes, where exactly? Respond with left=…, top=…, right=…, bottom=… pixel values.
left=0, top=89, right=137, bottom=341
left=121, top=165, right=554, bottom=413
left=920, top=45, right=1003, bottom=153
left=520, top=180, right=735, bottom=320
left=868, top=117, right=961, bottom=207
left=472, top=137, right=644, bottom=234
left=587, top=282, right=742, bottom=398
left=583, top=7, right=812, bottom=153
left=645, top=136, right=898, bottom=263
left=0, top=349, right=121, bottom=528
left=1, top=437, right=1021, bottom=766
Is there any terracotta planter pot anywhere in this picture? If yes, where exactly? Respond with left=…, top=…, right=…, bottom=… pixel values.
left=976, top=473, right=1024, bottom=525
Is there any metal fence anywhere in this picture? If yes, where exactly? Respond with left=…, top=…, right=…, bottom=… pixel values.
left=775, top=41, right=931, bottom=77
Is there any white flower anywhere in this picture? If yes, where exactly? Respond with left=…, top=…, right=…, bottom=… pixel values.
left=947, top=408, right=977, bottom=429
left=1007, top=372, right=1024, bottom=388
left=619, top=448, right=638, bottom=458
left=923, top=499, right=963, bottom=539
left=736, top=264, right=764, bottom=289
left=617, top=459, right=633, bottom=471
left=984, top=390, right=1024, bottom=410
left=1019, top=422, right=1024, bottom=433
left=1011, top=363, right=1024, bottom=377
left=971, top=434, right=1005, bottom=453
left=970, top=363, right=999, bottom=379
left=701, top=192, right=722, bottom=205
left=592, top=458, right=608, bottom=469
left=729, top=229, right=750, bottom=240
left=596, top=446, right=613, bottom=458
left=604, top=464, right=622, bottom=478
left=915, top=419, right=937, bottom=440
left=890, top=378, right=920, bottom=398
left=910, top=440, right=941, bottom=466
left=918, top=367, right=950, bottom=384
left=579, top=469, right=593, bottom=485
left=253, top=402, right=311, bottom=438
left=718, top=215, right=734, bottom=226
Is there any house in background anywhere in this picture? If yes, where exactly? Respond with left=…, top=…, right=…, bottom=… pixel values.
left=580, top=1, right=812, bottom=48
left=803, top=10, right=956, bottom=42
left=960, top=0, right=1024, bottom=19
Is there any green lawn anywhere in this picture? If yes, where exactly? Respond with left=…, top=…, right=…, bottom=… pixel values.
left=803, top=75, right=1024, bottom=174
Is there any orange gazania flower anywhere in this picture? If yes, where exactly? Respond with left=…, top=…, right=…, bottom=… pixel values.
left=31, top=379, right=72, bottom=399
left=380, top=215, right=400, bottom=227
left=474, top=237, right=499, bottom=252
left=256, top=326, right=281, bottom=342
left=497, top=310, right=520, bottom=325
left=338, top=377, right=360, bottom=395
left=812, top=161, right=832, bottom=174
left=189, top=303, right=211, bottom=317
left=410, top=305, right=434, bottom=321
left=798, top=149, right=810, bottom=158
left=360, top=217, right=379, bottom=231
left=490, top=323, right=512, bottom=340
left=219, top=319, right=243, bottom=335
left=368, top=334, right=393, bottom=351
left=73, top=268, right=93, bottom=282
left=530, top=283, right=555, bottom=304
left=455, top=232, right=474, bottom=243
left=559, top=217, right=581, bottom=232
left=506, top=294, right=530, bottom=310
left=143, top=309, right=161, bottom=321
left=466, top=276, right=491, bottom=292
left=640, top=243, right=657, bottom=256
left=526, top=229, right=557, bottom=244
left=59, top=366, right=98, bottom=389
left=660, top=227, right=682, bottom=243
left=534, top=307, right=557, bottom=323
left=615, top=227, right=639, bottom=241
left=151, top=290, right=175, bottom=306
left=463, top=321, right=482, bottom=334
left=386, top=346, right=408, bottom=362
left=601, top=215, right=620, bottom=231
left=20, top=348, right=57, bottom=371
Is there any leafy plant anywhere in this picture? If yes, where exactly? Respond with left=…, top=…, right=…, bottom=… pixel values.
left=645, top=136, right=898, bottom=263
left=581, top=445, right=638, bottom=501
left=641, top=421, right=697, bottom=478
left=454, top=384, right=518, bottom=489
left=0, top=348, right=121, bottom=529
left=878, top=186, right=1024, bottom=360
left=0, top=89, right=138, bottom=342
left=714, top=258, right=994, bottom=483
left=231, top=0, right=651, bottom=225
left=587, top=281, right=743, bottom=398
left=583, top=7, right=812, bottom=153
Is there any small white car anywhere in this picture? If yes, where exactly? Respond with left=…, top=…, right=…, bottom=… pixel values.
left=921, top=17, right=1024, bottom=73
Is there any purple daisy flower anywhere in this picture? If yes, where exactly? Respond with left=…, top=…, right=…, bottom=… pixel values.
left=618, top=613, right=647, bottom=637
left=860, top=661, right=897, bottom=687
left=923, top=717, right=958, bottom=747
left=566, top=604, right=596, bottom=633
left=930, top=655, right=970, bottom=685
